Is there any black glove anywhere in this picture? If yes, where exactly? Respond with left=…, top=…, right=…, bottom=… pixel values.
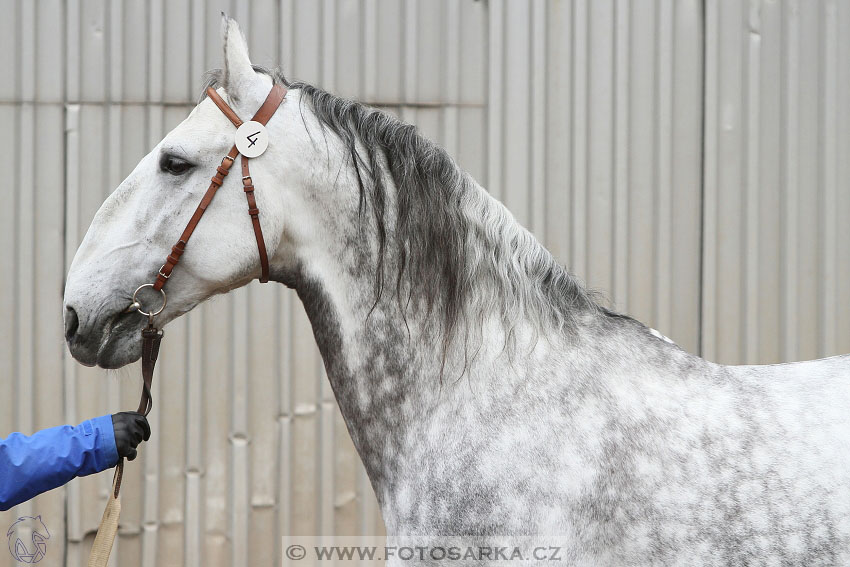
left=111, top=412, right=151, bottom=461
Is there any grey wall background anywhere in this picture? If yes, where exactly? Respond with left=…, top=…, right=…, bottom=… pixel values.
left=0, top=1, right=848, bottom=566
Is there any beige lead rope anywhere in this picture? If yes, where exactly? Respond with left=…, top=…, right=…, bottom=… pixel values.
left=86, top=465, right=123, bottom=567
left=87, top=326, right=161, bottom=567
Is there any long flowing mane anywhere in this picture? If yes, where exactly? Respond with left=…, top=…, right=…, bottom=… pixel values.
left=203, top=68, right=601, bottom=367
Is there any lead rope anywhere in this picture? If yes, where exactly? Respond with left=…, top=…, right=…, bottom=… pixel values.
left=87, top=324, right=161, bottom=567
left=86, top=84, right=284, bottom=567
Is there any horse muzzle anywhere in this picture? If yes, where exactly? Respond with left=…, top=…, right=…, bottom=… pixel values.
left=64, top=302, right=144, bottom=368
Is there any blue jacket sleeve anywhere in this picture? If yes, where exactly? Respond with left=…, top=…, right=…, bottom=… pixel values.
left=0, top=415, right=119, bottom=511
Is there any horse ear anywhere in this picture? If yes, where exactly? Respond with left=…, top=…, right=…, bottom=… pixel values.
left=220, top=14, right=259, bottom=103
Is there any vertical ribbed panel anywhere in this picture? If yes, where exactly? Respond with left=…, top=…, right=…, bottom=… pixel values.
left=702, top=0, right=850, bottom=364
left=1, top=3, right=849, bottom=567
left=543, top=0, right=704, bottom=351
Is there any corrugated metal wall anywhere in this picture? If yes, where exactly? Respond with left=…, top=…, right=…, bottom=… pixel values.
left=0, top=1, right=848, bottom=566
left=702, top=0, right=850, bottom=364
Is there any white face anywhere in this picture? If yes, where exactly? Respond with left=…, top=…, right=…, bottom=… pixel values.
left=63, top=19, right=336, bottom=368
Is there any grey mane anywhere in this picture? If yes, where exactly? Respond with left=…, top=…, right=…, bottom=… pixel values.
left=203, top=68, right=603, bottom=368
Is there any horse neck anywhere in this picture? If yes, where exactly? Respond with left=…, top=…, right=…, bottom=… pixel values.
left=282, top=136, right=708, bottom=511
left=291, top=244, right=444, bottom=505
left=288, top=165, right=597, bottom=500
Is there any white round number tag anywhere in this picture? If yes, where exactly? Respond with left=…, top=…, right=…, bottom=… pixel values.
left=235, top=121, right=269, bottom=158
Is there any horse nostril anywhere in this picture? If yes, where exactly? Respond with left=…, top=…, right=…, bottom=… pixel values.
left=64, top=306, right=79, bottom=341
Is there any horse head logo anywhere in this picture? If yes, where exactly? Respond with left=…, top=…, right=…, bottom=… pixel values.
left=6, top=516, right=50, bottom=564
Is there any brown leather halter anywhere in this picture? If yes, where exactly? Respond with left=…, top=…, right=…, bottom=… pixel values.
left=155, top=84, right=286, bottom=291
left=115, top=83, right=287, bottom=496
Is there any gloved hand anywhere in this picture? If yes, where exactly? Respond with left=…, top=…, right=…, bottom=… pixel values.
left=111, top=412, right=151, bottom=461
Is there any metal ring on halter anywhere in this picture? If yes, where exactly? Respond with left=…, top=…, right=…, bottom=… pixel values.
left=131, top=284, right=167, bottom=317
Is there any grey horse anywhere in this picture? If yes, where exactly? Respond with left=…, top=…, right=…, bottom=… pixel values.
left=63, top=17, right=850, bottom=565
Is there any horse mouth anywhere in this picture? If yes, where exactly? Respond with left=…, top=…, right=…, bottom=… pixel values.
left=68, top=308, right=145, bottom=369
left=97, top=309, right=146, bottom=368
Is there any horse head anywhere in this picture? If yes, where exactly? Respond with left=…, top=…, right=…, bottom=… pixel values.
left=63, top=17, right=351, bottom=368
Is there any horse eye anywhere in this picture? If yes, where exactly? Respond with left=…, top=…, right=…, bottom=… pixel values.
left=159, top=154, right=195, bottom=176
